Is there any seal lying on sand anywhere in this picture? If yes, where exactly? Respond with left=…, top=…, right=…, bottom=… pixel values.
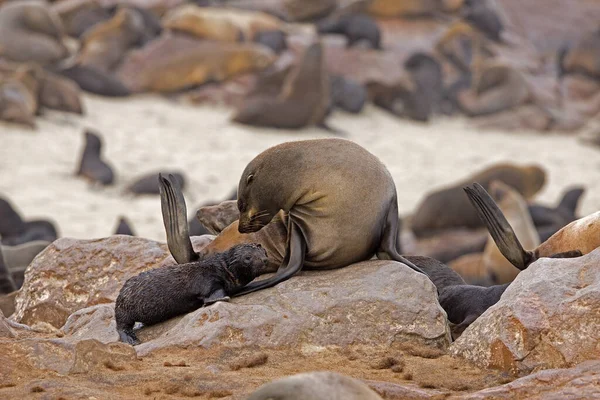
left=76, top=130, right=115, bottom=186
left=115, top=243, right=267, bottom=345
left=160, top=139, right=425, bottom=297
left=317, top=13, right=381, bottom=49
left=247, top=371, right=383, bottom=400
left=126, top=171, right=186, bottom=195
left=464, top=183, right=588, bottom=270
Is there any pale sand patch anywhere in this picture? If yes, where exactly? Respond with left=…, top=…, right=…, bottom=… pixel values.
left=0, top=94, right=598, bottom=241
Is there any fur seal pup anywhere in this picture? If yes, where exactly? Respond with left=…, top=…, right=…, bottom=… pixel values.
left=230, top=138, right=425, bottom=295
left=114, top=217, right=135, bottom=236
left=0, top=1, right=68, bottom=65
left=253, top=30, right=287, bottom=54
left=481, top=181, right=540, bottom=284
left=53, top=64, right=131, bottom=97
left=461, top=0, right=504, bottom=42
left=77, top=7, right=147, bottom=73
left=233, top=41, right=337, bottom=131
left=402, top=52, right=444, bottom=121
left=529, top=186, right=585, bottom=241
left=126, top=171, right=185, bottom=195
left=464, top=183, right=588, bottom=271
left=247, top=371, right=383, bottom=400
left=317, top=13, right=381, bottom=49
left=407, top=254, right=507, bottom=339
left=0, top=246, right=16, bottom=295
left=76, top=130, right=115, bottom=186
left=330, top=75, right=367, bottom=114
left=411, top=163, right=546, bottom=237
left=115, top=243, right=267, bottom=345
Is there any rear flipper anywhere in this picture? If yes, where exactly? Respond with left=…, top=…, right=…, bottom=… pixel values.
left=232, top=220, right=306, bottom=297
left=117, top=325, right=140, bottom=346
left=203, top=288, right=231, bottom=306
left=378, top=200, right=426, bottom=275
left=158, top=174, right=198, bottom=264
left=463, top=183, right=533, bottom=270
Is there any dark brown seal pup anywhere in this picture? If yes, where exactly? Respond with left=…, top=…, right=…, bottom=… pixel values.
left=232, top=41, right=336, bottom=131
left=53, top=64, right=131, bottom=97
left=0, top=196, right=58, bottom=246
left=529, top=186, right=585, bottom=241
left=411, top=163, right=546, bottom=237
left=114, top=217, right=135, bottom=236
left=461, top=0, right=504, bottom=42
left=247, top=371, right=383, bottom=400
left=76, top=130, right=115, bottom=186
left=407, top=254, right=508, bottom=339
left=115, top=243, right=267, bottom=345
left=253, top=29, right=287, bottom=54
left=126, top=171, right=185, bottom=195
left=330, top=75, right=367, bottom=114
left=0, top=1, right=68, bottom=65
left=0, top=246, right=17, bottom=294
left=403, top=52, right=444, bottom=121
left=317, top=13, right=381, bottom=49
left=464, top=183, right=587, bottom=271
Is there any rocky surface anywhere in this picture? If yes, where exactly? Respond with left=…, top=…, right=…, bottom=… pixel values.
left=451, top=248, right=600, bottom=375
left=11, top=235, right=213, bottom=328
left=61, top=260, right=450, bottom=357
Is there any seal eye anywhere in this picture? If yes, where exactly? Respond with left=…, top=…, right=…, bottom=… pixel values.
left=246, top=174, right=254, bottom=185
left=243, top=255, right=252, bottom=264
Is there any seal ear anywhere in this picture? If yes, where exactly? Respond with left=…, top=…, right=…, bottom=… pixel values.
left=246, top=174, right=254, bottom=185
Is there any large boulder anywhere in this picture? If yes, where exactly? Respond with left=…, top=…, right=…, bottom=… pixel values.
left=62, top=260, right=451, bottom=356
left=11, top=236, right=213, bottom=328
left=451, top=248, right=600, bottom=375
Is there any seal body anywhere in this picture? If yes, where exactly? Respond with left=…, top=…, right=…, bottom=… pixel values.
left=127, top=172, right=185, bottom=195
left=115, top=243, right=267, bottom=345
left=247, top=371, right=383, bottom=400
left=76, top=130, right=115, bottom=185
left=317, top=13, right=381, bottom=49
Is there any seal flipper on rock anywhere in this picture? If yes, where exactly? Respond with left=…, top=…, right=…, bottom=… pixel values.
left=158, top=173, right=198, bottom=264
left=232, top=219, right=306, bottom=296
left=464, top=182, right=533, bottom=270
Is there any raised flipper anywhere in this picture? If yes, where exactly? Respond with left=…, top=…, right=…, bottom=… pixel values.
left=557, top=187, right=585, bottom=215
left=463, top=183, right=533, bottom=270
left=158, top=173, right=198, bottom=264
left=232, top=219, right=306, bottom=297
left=377, top=201, right=426, bottom=275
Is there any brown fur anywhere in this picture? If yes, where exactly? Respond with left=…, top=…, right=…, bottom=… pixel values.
left=482, top=181, right=540, bottom=284
left=0, top=1, right=68, bottom=65
left=0, top=63, right=40, bottom=127
left=368, top=0, right=463, bottom=18
left=117, top=33, right=275, bottom=93
left=435, top=22, right=493, bottom=74
left=39, top=70, right=84, bottom=114
left=77, top=7, right=147, bottom=73
left=535, top=212, right=600, bottom=258
left=162, top=5, right=282, bottom=42
left=411, top=163, right=546, bottom=237
left=52, top=0, right=111, bottom=38
left=232, top=41, right=331, bottom=129
left=559, top=28, right=600, bottom=80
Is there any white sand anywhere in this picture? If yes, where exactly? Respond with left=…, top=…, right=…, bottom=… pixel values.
left=0, top=94, right=598, bottom=242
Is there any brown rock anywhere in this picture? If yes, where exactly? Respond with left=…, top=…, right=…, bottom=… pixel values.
left=451, top=248, right=600, bottom=376
left=12, top=235, right=212, bottom=328
left=69, top=339, right=138, bottom=374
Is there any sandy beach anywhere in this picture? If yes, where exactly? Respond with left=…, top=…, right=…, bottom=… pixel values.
left=1, top=93, right=598, bottom=242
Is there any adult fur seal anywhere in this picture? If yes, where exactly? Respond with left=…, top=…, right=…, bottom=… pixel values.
left=159, top=138, right=426, bottom=297
left=233, top=138, right=425, bottom=294
left=317, top=13, right=381, bottom=49
left=247, top=371, right=383, bottom=400
left=115, top=243, right=267, bottom=345
left=0, top=246, right=17, bottom=294
left=232, top=41, right=338, bottom=132
left=411, top=163, right=546, bottom=237
left=464, top=183, right=588, bottom=270
left=0, top=1, right=68, bottom=65
left=76, top=130, right=115, bottom=186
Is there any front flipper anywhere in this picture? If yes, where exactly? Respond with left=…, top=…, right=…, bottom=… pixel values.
left=203, top=288, right=231, bottom=306
left=232, top=219, right=306, bottom=297
left=158, top=173, right=198, bottom=264
left=463, top=183, right=532, bottom=270
left=378, top=200, right=426, bottom=275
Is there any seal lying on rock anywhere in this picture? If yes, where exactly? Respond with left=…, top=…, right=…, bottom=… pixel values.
left=247, top=371, right=383, bottom=400
left=115, top=243, right=267, bottom=345
left=161, top=138, right=426, bottom=297
left=464, top=183, right=588, bottom=270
